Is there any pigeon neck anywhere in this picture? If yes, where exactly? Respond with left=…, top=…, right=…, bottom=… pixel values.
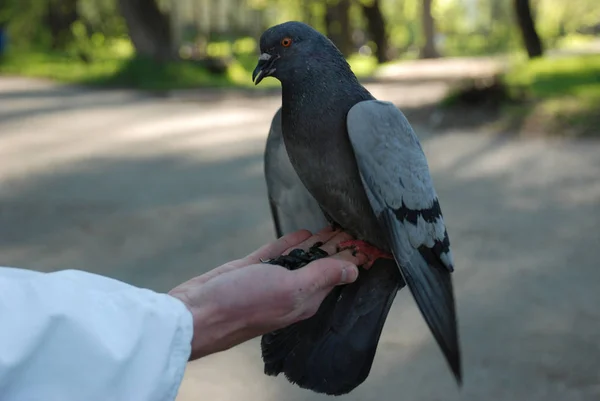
left=281, top=66, right=366, bottom=115
left=280, top=64, right=372, bottom=148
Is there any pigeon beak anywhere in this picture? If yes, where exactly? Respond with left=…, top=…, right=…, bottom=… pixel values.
left=252, top=53, right=278, bottom=85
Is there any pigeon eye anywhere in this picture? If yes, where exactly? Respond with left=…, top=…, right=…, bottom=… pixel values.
left=281, top=37, right=292, bottom=47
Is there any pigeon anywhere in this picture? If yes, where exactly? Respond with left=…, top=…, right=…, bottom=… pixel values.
left=254, top=21, right=461, bottom=395
left=262, top=107, right=407, bottom=395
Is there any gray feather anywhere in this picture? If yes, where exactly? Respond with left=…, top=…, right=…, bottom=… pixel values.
left=346, top=100, right=454, bottom=269
left=347, top=99, right=461, bottom=382
left=264, top=107, right=329, bottom=236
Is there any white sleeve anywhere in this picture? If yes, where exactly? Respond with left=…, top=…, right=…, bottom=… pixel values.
left=0, top=267, right=194, bottom=401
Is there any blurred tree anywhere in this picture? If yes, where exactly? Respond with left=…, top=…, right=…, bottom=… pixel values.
left=44, top=0, right=79, bottom=50
left=192, top=0, right=204, bottom=39
left=514, top=0, right=543, bottom=58
left=301, top=0, right=314, bottom=26
left=78, top=0, right=127, bottom=39
left=536, top=0, right=600, bottom=44
left=360, top=0, right=390, bottom=63
left=324, top=0, right=353, bottom=56
left=420, top=0, right=439, bottom=58
left=118, top=0, right=175, bottom=61
left=4, top=0, right=597, bottom=72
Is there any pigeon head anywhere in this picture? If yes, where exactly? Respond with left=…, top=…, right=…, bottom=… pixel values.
left=252, top=21, right=351, bottom=86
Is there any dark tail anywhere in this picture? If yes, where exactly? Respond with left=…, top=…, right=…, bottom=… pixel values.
left=261, top=259, right=405, bottom=396
left=378, top=208, right=462, bottom=385
left=405, top=247, right=462, bottom=384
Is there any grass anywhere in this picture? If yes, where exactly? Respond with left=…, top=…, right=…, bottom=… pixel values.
left=0, top=38, right=379, bottom=91
left=441, top=52, right=600, bottom=137
left=502, top=53, right=600, bottom=137
left=0, top=45, right=238, bottom=90
left=504, top=53, right=600, bottom=98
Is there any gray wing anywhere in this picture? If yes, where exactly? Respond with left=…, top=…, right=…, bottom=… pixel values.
left=347, top=100, right=462, bottom=383
left=264, top=107, right=329, bottom=237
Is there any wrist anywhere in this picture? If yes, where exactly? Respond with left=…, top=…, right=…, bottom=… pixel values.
left=185, top=300, right=219, bottom=360
left=170, top=292, right=251, bottom=361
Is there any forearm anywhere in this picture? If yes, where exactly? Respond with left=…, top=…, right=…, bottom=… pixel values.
left=168, top=271, right=288, bottom=361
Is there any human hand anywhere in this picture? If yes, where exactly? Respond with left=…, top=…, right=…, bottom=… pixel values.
left=168, top=227, right=367, bottom=361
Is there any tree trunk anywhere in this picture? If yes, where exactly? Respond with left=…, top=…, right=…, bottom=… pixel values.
left=361, top=0, right=390, bottom=63
left=513, top=0, right=544, bottom=58
left=118, top=0, right=176, bottom=62
left=419, top=0, right=440, bottom=59
left=324, top=0, right=352, bottom=57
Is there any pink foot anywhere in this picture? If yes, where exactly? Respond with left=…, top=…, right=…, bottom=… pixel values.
left=338, top=240, right=394, bottom=269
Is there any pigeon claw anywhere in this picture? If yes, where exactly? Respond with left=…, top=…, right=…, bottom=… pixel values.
left=337, top=240, right=394, bottom=269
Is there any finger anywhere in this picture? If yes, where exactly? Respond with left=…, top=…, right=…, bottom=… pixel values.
left=245, top=230, right=312, bottom=264
left=317, top=231, right=355, bottom=255
left=292, top=257, right=359, bottom=290
left=282, top=226, right=339, bottom=255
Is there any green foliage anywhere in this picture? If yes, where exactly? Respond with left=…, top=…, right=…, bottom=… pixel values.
left=503, top=54, right=600, bottom=136
left=102, top=57, right=235, bottom=90
left=505, top=54, right=600, bottom=99
left=1, top=0, right=125, bottom=51
left=3, top=0, right=599, bottom=59
left=433, top=0, right=522, bottom=56
left=1, top=0, right=50, bottom=48
left=380, top=0, right=418, bottom=51
left=77, top=0, right=127, bottom=38
left=537, top=0, right=600, bottom=43
left=1, top=0, right=600, bottom=95
left=0, top=39, right=233, bottom=90
left=0, top=36, right=378, bottom=90
left=0, top=47, right=125, bottom=83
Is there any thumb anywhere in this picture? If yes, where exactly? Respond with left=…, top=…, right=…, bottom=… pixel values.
left=295, top=258, right=359, bottom=291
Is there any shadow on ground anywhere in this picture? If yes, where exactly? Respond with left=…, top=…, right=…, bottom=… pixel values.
left=1, top=77, right=600, bottom=400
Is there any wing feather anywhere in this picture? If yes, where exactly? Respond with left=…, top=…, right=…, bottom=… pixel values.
left=347, top=100, right=462, bottom=383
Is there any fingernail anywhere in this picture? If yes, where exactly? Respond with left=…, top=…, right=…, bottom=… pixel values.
left=341, top=265, right=358, bottom=283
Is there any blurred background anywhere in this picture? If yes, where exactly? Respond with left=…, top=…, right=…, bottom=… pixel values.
left=1, top=0, right=599, bottom=133
left=0, top=0, right=599, bottom=129
left=1, top=1, right=600, bottom=400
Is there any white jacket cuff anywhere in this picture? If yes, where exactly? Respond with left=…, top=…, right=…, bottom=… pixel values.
left=0, top=267, right=194, bottom=401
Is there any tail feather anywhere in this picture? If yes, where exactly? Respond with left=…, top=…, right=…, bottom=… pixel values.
left=378, top=208, right=462, bottom=385
left=405, top=248, right=462, bottom=384
left=261, top=259, right=405, bottom=395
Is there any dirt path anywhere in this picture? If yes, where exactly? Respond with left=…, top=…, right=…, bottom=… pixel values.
left=1, top=76, right=600, bottom=401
